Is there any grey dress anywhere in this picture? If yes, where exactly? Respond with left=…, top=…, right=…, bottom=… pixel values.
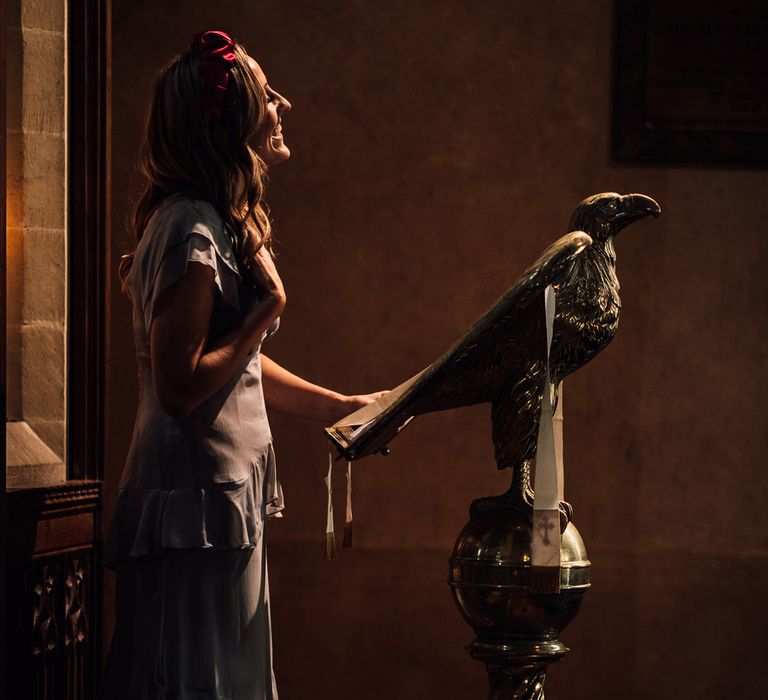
left=101, top=195, right=284, bottom=700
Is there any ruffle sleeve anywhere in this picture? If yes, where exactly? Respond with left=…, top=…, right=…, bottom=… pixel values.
left=136, top=199, right=243, bottom=337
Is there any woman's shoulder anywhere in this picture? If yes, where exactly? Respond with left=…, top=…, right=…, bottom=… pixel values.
left=130, top=194, right=244, bottom=333
left=140, top=195, right=239, bottom=274
left=148, top=194, right=224, bottom=241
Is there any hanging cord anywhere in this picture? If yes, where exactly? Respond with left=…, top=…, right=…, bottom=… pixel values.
left=343, top=461, right=353, bottom=548
left=324, top=453, right=337, bottom=560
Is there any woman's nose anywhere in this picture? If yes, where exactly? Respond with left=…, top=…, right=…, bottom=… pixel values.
left=278, top=94, right=291, bottom=113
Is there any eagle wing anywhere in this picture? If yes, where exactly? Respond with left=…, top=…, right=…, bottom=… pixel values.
left=330, top=231, right=592, bottom=461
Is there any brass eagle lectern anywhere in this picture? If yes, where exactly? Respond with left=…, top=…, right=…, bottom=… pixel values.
left=327, top=192, right=661, bottom=698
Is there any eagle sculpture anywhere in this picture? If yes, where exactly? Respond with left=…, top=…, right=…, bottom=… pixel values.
left=326, top=193, right=661, bottom=513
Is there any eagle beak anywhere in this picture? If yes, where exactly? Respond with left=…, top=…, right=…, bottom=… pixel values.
left=623, top=193, right=661, bottom=218
left=612, top=193, right=661, bottom=236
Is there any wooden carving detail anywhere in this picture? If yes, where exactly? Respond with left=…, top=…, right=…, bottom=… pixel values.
left=9, top=548, right=95, bottom=700
left=32, top=564, right=59, bottom=658
left=64, top=554, right=90, bottom=699
left=30, top=561, right=60, bottom=700
left=64, top=556, right=88, bottom=648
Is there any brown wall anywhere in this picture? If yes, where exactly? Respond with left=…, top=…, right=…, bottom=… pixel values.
left=105, top=2, right=768, bottom=698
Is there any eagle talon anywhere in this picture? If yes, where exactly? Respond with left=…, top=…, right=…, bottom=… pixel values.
left=523, top=486, right=535, bottom=509
left=559, top=500, right=573, bottom=532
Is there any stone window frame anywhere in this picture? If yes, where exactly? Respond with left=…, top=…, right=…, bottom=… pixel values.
left=5, top=0, right=69, bottom=488
left=3, top=0, right=107, bottom=489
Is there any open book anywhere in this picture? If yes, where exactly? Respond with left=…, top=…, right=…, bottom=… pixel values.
left=324, top=231, right=591, bottom=461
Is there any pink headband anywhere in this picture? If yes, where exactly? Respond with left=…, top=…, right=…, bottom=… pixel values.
left=191, top=30, right=236, bottom=119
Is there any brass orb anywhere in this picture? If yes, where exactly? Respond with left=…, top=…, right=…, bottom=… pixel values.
left=449, top=506, right=590, bottom=640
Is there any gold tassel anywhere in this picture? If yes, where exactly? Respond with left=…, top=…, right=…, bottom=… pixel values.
left=325, top=531, right=337, bottom=560
left=343, top=460, right=353, bottom=548
left=324, top=453, right=337, bottom=560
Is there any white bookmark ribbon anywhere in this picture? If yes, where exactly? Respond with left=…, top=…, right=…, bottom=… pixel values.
left=532, top=285, right=563, bottom=570
left=343, top=461, right=353, bottom=548
left=345, top=461, right=353, bottom=525
left=325, top=453, right=335, bottom=536
left=324, top=453, right=337, bottom=559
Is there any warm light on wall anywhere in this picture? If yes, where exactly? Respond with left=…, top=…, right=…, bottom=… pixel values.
left=6, top=159, right=24, bottom=421
left=5, top=0, right=68, bottom=485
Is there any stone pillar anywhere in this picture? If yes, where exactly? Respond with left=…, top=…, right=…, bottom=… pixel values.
left=6, top=0, right=67, bottom=485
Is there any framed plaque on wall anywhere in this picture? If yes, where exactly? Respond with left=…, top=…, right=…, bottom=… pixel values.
left=613, top=0, right=768, bottom=166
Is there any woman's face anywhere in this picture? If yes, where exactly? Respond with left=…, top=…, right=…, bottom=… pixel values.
left=248, top=57, right=292, bottom=167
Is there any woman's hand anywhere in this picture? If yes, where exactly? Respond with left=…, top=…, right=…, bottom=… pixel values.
left=342, top=391, right=389, bottom=414
left=246, top=245, right=286, bottom=306
left=327, top=390, right=389, bottom=423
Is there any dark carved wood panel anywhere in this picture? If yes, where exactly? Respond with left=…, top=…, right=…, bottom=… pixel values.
left=7, top=482, right=100, bottom=700
left=8, top=548, right=95, bottom=700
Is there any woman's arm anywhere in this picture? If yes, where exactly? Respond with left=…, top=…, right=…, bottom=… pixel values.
left=151, top=248, right=285, bottom=419
left=261, top=354, right=384, bottom=423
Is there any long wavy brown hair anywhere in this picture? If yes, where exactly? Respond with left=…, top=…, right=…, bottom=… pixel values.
left=118, top=41, right=272, bottom=295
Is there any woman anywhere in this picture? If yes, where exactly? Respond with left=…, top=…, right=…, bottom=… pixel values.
left=101, top=30, right=380, bottom=699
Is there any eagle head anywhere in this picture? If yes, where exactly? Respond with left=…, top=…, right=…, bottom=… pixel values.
left=568, top=192, right=661, bottom=243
